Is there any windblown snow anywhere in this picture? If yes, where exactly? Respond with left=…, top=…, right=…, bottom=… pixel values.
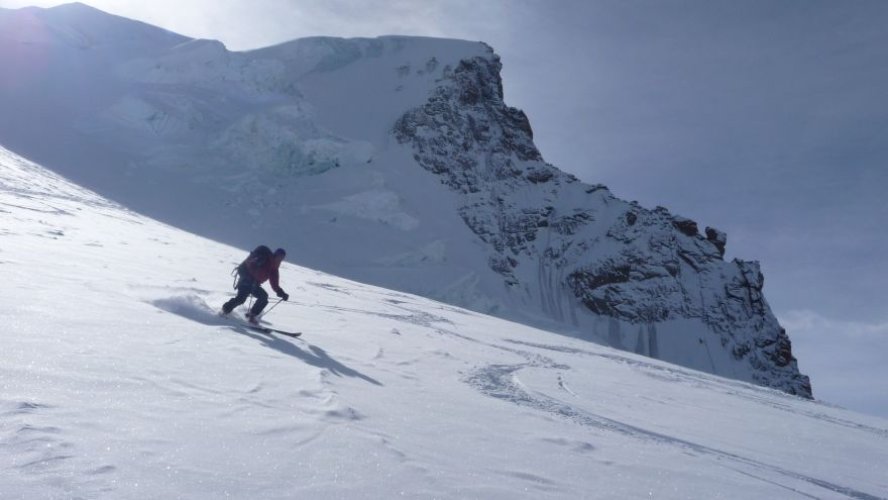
left=2, top=145, right=887, bottom=497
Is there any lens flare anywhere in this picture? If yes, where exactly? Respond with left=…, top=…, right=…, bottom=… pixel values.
left=0, top=9, right=53, bottom=93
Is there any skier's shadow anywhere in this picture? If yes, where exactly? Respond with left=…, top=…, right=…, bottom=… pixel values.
left=149, top=298, right=381, bottom=386
left=234, top=326, right=382, bottom=386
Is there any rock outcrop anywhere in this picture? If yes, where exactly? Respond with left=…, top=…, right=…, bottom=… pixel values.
left=395, top=52, right=811, bottom=397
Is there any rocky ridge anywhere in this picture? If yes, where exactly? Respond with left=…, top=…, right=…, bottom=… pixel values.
left=394, top=52, right=811, bottom=397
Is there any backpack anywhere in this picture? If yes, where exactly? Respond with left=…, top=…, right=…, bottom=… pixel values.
left=232, top=245, right=272, bottom=289
left=246, top=245, right=273, bottom=269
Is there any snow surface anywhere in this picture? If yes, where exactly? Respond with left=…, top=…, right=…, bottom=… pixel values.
left=2, top=148, right=886, bottom=497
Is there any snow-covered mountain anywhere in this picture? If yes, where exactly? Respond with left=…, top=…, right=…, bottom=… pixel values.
left=2, top=144, right=886, bottom=499
left=0, top=3, right=810, bottom=397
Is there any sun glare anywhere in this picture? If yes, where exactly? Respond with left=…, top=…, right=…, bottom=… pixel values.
left=0, top=7, right=52, bottom=92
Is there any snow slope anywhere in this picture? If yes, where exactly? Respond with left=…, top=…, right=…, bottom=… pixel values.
left=2, top=150, right=886, bottom=497
left=0, top=3, right=810, bottom=396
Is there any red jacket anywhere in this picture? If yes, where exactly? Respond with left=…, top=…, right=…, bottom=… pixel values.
left=244, top=254, right=284, bottom=294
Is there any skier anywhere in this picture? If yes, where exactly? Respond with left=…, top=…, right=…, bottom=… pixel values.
left=221, top=245, right=289, bottom=324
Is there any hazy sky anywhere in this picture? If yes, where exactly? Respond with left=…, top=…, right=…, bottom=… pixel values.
left=2, top=0, right=886, bottom=418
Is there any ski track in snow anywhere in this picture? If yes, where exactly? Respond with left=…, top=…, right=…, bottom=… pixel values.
left=502, top=339, right=888, bottom=440
left=462, top=339, right=885, bottom=500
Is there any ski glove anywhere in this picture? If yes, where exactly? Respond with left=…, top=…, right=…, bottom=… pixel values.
left=277, top=290, right=289, bottom=301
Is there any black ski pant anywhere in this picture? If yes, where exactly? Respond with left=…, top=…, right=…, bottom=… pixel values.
left=222, top=277, right=269, bottom=316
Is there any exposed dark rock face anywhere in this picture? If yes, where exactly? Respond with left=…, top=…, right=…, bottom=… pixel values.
left=706, top=227, right=727, bottom=257
left=394, top=52, right=811, bottom=398
left=672, top=216, right=699, bottom=237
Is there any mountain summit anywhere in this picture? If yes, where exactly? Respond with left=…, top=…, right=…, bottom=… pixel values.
left=0, top=4, right=810, bottom=396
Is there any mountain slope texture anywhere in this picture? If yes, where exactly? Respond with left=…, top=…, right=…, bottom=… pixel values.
left=5, top=129, right=888, bottom=498
left=0, top=3, right=810, bottom=397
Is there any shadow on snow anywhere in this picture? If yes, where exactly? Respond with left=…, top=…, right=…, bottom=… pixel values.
left=233, top=326, right=382, bottom=386
left=152, top=294, right=382, bottom=387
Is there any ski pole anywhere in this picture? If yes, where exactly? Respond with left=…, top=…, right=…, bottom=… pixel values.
left=257, top=298, right=284, bottom=320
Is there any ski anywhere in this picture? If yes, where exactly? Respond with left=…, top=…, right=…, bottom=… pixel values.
left=247, top=324, right=302, bottom=338
left=220, top=312, right=301, bottom=337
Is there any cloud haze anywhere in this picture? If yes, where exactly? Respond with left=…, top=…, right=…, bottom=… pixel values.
left=782, top=310, right=888, bottom=417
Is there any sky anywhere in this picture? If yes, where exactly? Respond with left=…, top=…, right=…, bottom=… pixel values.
left=2, top=0, right=886, bottom=417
